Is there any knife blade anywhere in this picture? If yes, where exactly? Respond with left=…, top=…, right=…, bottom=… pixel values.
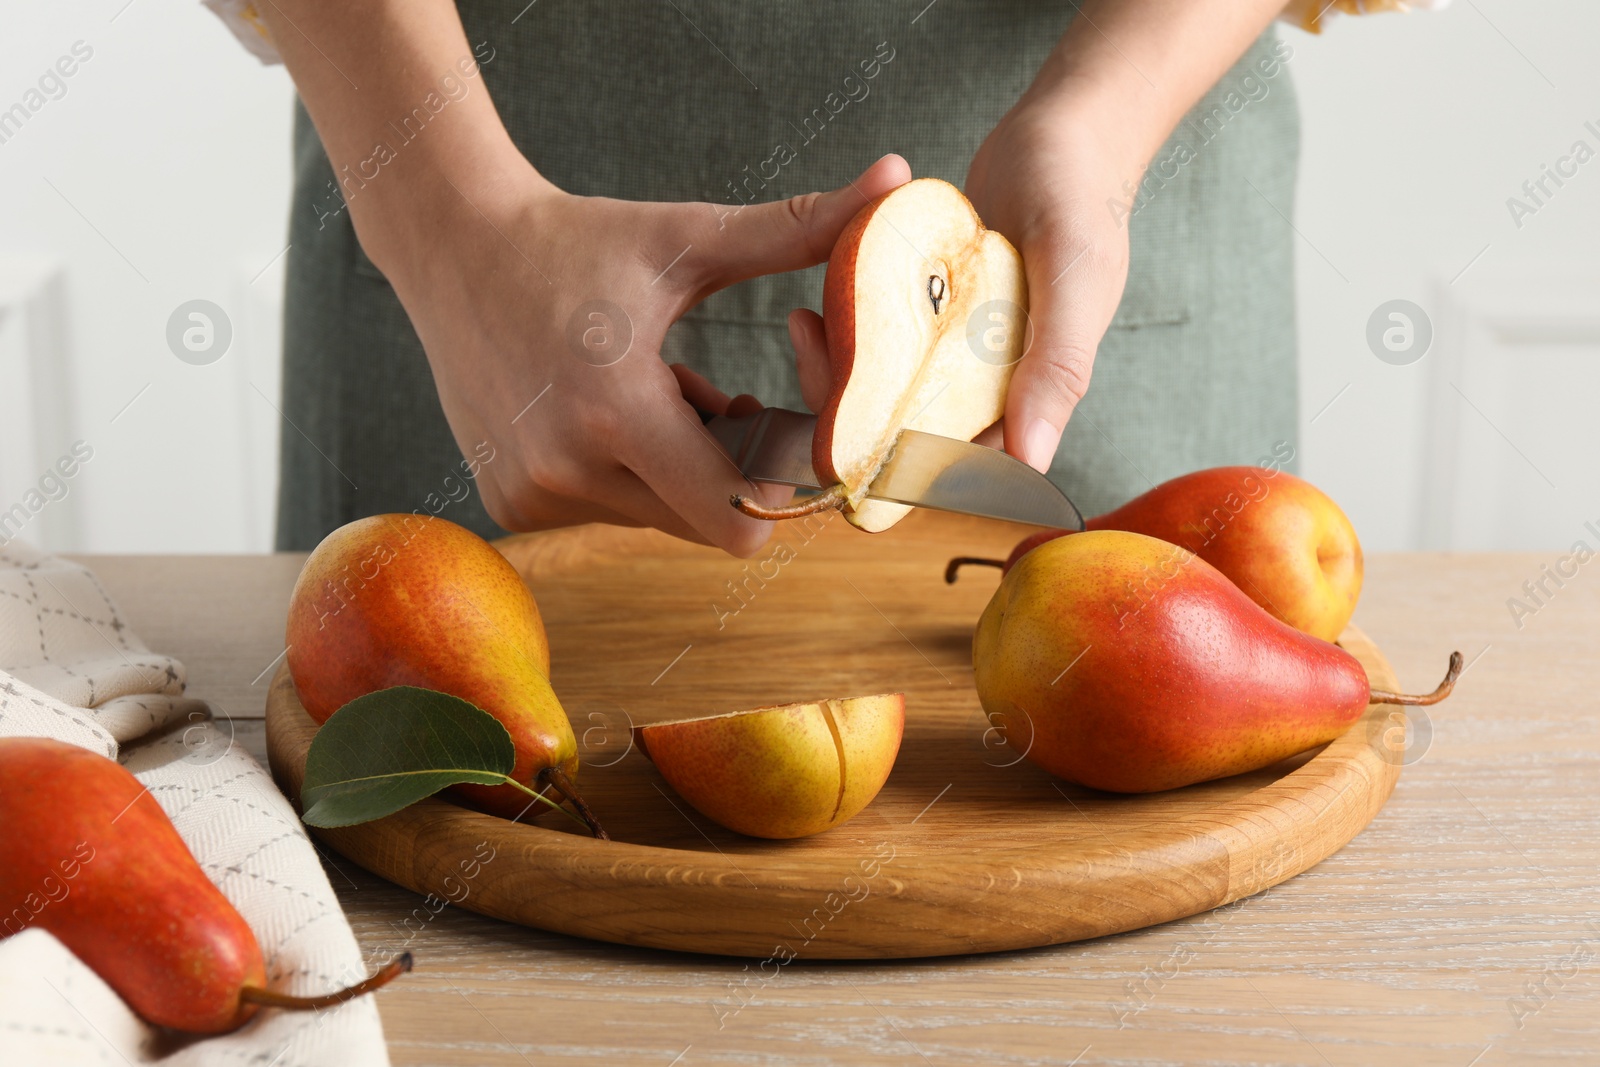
left=704, top=407, right=1084, bottom=530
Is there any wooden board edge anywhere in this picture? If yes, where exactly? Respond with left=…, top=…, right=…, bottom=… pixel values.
left=265, top=627, right=1407, bottom=959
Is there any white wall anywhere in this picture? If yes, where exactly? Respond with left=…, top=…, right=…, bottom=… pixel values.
left=0, top=1, right=292, bottom=553
left=2, top=2, right=1595, bottom=553
left=1291, top=2, right=1600, bottom=550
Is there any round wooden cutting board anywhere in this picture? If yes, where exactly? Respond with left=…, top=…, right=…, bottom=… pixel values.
left=267, top=511, right=1407, bottom=959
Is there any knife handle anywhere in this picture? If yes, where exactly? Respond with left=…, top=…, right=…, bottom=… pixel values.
left=691, top=405, right=753, bottom=460
left=699, top=410, right=763, bottom=467
left=690, top=406, right=821, bottom=487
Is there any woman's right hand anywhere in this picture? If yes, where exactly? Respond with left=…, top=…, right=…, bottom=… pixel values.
left=251, top=0, right=907, bottom=555
left=362, top=151, right=911, bottom=557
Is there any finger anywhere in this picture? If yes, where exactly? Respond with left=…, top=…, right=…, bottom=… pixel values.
left=685, top=153, right=912, bottom=296
left=495, top=387, right=733, bottom=544
left=669, top=364, right=766, bottom=420
left=788, top=308, right=831, bottom=413
left=669, top=363, right=733, bottom=416
left=1002, top=236, right=1125, bottom=473
left=477, top=467, right=647, bottom=533
left=505, top=457, right=768, bottom=550
left=571, top=465, right=736, bottom=546
left=615, top=367, right=795, bottom=557
left=971, top=421, right=1005, bottom=451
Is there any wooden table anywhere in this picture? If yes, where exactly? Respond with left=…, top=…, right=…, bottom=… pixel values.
left=75, top=549, right=1600, bottom=1066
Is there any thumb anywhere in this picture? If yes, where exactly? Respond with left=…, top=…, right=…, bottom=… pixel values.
left=1002, top=240, right=1121, bottom=473
left=690, top=154, right=911, bottom=292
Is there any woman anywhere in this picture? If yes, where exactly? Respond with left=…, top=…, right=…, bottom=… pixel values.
left=229, top=0, right=1321, bottom=554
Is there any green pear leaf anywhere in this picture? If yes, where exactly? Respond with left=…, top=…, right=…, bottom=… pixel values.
left=300, top=686, right=516, bottom=828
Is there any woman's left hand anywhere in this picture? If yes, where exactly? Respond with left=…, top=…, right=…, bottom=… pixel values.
left=963, top=94, right=1138, bottom=473
left=785, top=0, right=1286, bottom=476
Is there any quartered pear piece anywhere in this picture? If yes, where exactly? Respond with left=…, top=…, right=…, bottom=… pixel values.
left=636, top=694, right=905, bottom=838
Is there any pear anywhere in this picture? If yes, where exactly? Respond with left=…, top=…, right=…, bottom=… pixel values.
left=0, top=737, right=408, bottom=1033
left=286, top=514, right=604, bottom=836
left=973, top=531, right=1457, bottom=793
left=635, top=694, right=904, bottom=838
left=950, top=466, right=1363, bottom=642
left=734, top=178, right=1027, bottom=532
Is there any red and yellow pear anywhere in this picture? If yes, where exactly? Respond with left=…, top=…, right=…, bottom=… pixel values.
left=636, top=694, right=905, bottom=838
left=0, top=737, right=407, bottom=1033
left=950, top=466, right=1363, bottom=643
left=972, top=531, right=1456, bottom=793
left=285, top=514, right=604, bottom=835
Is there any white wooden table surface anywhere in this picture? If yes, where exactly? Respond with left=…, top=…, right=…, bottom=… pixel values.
left=74, top=551, right=1600, bottom=1066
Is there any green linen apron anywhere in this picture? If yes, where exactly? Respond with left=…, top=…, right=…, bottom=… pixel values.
left=276, top=1, right=1300, bottom=550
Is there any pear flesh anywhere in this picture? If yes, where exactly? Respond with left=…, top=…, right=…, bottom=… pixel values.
left=818, top=178, right=1027, bottom=532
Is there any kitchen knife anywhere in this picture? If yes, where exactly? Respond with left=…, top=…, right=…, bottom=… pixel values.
left=703, top=407, right=1084, bottom=531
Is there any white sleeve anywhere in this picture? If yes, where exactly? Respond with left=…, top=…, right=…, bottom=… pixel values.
left=1281, top=0, right=1452, bottom=35
left=203, top=0, right=282, bottom=64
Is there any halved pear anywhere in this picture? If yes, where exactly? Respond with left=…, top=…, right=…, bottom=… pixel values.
left=732, top=179, right=1028, bottom=532
left=635, top=694, right=905, bottom=839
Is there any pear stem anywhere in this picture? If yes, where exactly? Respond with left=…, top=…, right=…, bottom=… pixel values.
left=238, top=952, right=412, bottom=1012
left=502, top=777, right=591, bottom=830
left=730, top=484, right=847, bottom=521
left=1369, top=650, right=1463, bottom=706
left=943, top=556, right=1004, bottom=584
left=538, top=765, right=610, bottom=840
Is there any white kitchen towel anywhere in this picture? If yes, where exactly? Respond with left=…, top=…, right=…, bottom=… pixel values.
left=0, top=538, right=390, bottom=1067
